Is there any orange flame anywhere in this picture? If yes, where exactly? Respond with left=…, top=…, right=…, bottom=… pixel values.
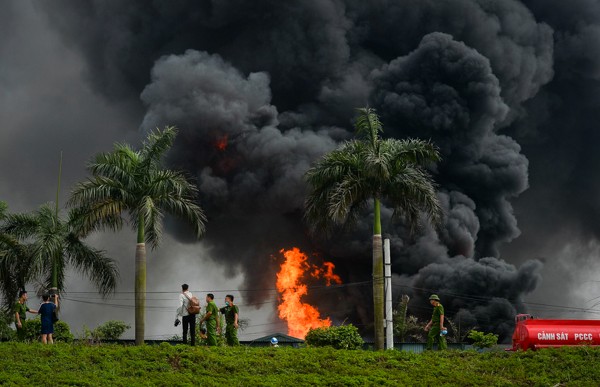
left=276, top=247, right=342, bottom=339
left=215, top=134, right=228, bottom=151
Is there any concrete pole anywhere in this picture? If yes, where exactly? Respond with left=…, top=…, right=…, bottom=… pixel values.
left=384, top=238, right=393, bottom=350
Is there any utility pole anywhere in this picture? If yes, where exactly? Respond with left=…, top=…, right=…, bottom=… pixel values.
left=384, top=238, right=393, bottom=349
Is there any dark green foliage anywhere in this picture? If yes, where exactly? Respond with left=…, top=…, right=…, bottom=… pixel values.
left=0, top=313, right=15, bottom=341
left=468, top=330, right=499, bottom=349
left=394, top=314, right=426, bottom=342
left=21, top=318, right=73, bottom=343
left=0, top=202, right=32, bottom=311
left=94, top=320, right=131, bottom=340
left=305, top=324, right=364, bottom=349
left=81, top=320, right=132, bottom=343
left=0, top=203, right=119, bottom=307
left=0, top=344, right=599, bottom=385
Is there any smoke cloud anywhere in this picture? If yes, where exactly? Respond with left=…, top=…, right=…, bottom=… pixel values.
left=4, top=0, right=600, bottom=340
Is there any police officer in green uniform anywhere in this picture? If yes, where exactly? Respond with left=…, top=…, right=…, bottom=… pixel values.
left=14, top=290, right=37, bottom=341
left=425, top=294, right=447, bottom=350
left=220, top=294, right=240, bottom=346
left=200, top=293, right=220, bottom=346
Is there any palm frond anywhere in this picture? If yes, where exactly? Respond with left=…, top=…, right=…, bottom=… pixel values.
left=89, top=148, right=138, bottom=188
left=383, top=165, right=443, bottom=233
left=304, top=108, right=442, bottom=239
left=0, top=236, right=35, bottom=310
left=147, top=169, right=207, bottom=239
left=140, top=196, right=164, bottom=249
left=65, top=234, right=118, bottom=297
left=69, top=201, right=125, bottom=237
left=69, top=176, right=133, bottom=208
left=140, top=126, right=177, bottom=170
left=2, top=212, right=39, bottom=240
left=304, top=143, right=374, bottom=235
left=0, top=201, right=7, bottom=219
left=68, top=176, right=131, bottom=236
left=385, top=138, right=441, bottom=166
left=354, top=107, right=383, bottom=148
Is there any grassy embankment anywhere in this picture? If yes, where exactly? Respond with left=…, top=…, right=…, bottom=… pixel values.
left=0, top=343, right=598, bottom=386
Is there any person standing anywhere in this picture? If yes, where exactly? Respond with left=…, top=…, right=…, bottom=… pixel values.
left=199, top=293, right=220, bottom=346
left=424, top=294, right=447, bottom=350
left=220, top=294, right=239, bottom=346
left=14, top=290, right=37, bottom=341
left=175, top=284, right=196, bottom=346
left=38, top=293, right=58, bottom=344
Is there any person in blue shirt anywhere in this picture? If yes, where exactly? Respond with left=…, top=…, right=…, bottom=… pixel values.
left=38, top=293, right=58, bottom=344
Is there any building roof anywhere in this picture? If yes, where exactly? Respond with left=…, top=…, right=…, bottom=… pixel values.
left=251, top=332, right=304, bottom=343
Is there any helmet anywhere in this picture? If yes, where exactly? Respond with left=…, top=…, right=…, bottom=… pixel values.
left=270, top=337, right=278, bottom=345
left=429, top=294, right=440, bottom=301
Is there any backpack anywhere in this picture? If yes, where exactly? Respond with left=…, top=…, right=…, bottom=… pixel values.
left=185, top=293, right=200, bottom=315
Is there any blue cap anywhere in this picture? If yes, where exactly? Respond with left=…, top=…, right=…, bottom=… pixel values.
left=270, top=337, right=278, bottom=344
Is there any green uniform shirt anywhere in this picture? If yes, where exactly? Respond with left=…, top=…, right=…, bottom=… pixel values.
left=205, top=301, right=218, bottom=324
left=431, top=304, right=444, bottom=325
left=14, top=302, right=29, bottom=324
left=221, top=305, right=239, bottom=325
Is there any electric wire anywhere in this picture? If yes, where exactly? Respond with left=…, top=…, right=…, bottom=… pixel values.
left=43, top=278, right=600, bottom=340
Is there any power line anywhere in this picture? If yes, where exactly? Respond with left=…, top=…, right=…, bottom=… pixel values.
left=391, top=284, right=600, bottom=317
left=63, top=281, right=368, bottom=295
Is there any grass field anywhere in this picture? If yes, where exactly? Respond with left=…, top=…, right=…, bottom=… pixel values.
left=0, top=343, right=598, bottom=386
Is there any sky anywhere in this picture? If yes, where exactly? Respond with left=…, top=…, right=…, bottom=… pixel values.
left=2, top=0, right=600, bottom=341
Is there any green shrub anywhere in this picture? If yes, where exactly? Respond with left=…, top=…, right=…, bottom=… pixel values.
left=21, top=318, right=73, bottom=342
left=305, top=324, right=364, bottom=349
left=94, top=320, right=130, bottom=340
left=79, top=320, right=131, bottom=343
left=0, top=313, right=15, bottom=341
left=1, top=342, right=600, bottom=385
left=467, top=330, right=498, bottom=349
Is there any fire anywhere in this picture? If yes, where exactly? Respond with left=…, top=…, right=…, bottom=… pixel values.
left=215, top=134, right=228, bottom=151
left=276, top=247, right=342, bottom=339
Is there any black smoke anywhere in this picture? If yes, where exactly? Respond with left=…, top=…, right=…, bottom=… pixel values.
left=32, top=0, right=600, bottom=340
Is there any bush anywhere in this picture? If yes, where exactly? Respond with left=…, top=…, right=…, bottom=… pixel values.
left=94, top=320, right=131, bottom=340
left=305, top=324, right=364, bottom=350
left=80, top=320, right=131, bottom=343
left=467, top=330, right=498, bottom=349
left=21, top=318, right=74, bottom=342
left=0, top=313, right=15, bottom=341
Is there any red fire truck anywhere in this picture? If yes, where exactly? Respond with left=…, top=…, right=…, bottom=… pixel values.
left=509, top=314, right=600, bottom=351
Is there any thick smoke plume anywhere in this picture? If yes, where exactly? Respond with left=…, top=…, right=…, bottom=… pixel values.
left=25, top=0, right=600, bottom=340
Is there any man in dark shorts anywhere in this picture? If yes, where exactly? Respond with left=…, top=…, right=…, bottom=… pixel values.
left=39, top=293, right=58, bottom=344
left=424, top=294, right=447, bottom=350
left=199, top=294, right=220, bottom=346
left=220, top=294, right=239, bottom=346
left=14, top=290, right=37, bottom=341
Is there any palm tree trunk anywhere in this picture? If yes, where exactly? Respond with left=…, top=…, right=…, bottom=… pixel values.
left=373, top=198, right=384, bottom=350
left=50, top=254, right=59, bottom=305
left=51, top=255, right=58, bottom=291
left=135, top=215, right=146, bottom=345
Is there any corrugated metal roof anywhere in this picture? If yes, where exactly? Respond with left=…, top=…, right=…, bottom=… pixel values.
left=251, top=332, right=304, bottom=343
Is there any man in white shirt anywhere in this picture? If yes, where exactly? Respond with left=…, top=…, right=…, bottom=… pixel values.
left=175, top=284, right=196, bottom=345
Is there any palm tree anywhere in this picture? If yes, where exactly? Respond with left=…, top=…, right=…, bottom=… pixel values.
left=0, top=201, right=31, bottom=310
left=69, top=126, right=207, bottom=345
left=304, top=107, right=442, bottom=350
left=1, top=203, right=119, bottom=298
